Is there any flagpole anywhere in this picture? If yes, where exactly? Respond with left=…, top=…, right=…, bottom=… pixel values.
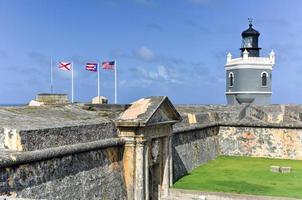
left=71, top=61, right=74, bottom=103
left=50, top=56, right=53, bottom=94
left=97, top=63, right=100, bottom=97
left=114, top=60, right=117, bottom=104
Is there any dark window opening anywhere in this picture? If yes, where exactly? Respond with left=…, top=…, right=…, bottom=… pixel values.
left=262, top=73, right=267, bottom=86
left=229, top=73, right=234, bottom=87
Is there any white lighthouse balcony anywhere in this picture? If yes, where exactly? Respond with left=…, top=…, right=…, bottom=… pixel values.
left=225, top=50, right=275, bottom=70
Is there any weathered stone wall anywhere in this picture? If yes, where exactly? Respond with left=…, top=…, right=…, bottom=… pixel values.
left=3, top=102, right=302, bottom=199
left=172, top=124, right=302, bottom=182
left=219, top=126, right=302, bottom=160
left=0, top=141, right=127, bottom=200
left=36, top=94, right=69, bottom=104
left=172, top=126, right=220, bottom=181
left=17, top=122, right=118, bottom=151
left=0, top=104, right=130, bottom=199
left=172, top=104, right=302, bottom=183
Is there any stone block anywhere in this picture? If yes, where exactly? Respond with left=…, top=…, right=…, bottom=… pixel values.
left=280, top=166, right=292, bottom=173
left=28, top=100, right=45, bottom=107
left=270, top=166, right=280, bottom=173
left=92, top=96, right=108, bottom=104
left=187, top=113, right=197, bottom=124
left=36, top=93, right=69, bottom=104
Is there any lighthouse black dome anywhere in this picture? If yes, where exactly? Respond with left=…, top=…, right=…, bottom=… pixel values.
left=240, top=22, right=261, bottom=57
left=242, top=23, right=260, bottom=37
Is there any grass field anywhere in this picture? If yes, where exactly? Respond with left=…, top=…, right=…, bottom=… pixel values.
left=173, top=156, right=302, bottom=199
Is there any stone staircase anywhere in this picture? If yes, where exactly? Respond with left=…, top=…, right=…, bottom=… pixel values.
left=163, top=189, right=300, bottom=200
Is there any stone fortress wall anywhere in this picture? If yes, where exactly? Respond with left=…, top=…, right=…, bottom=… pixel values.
left=1, top=98, right=302, bottom=199
left=172, top=104, right=302, bottom=181
left=0, top=104, right=128, bottom=199
left=0, top=140, right=126, bottom=199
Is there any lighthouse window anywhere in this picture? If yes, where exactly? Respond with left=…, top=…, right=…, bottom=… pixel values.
left=261, top=72, right=268, bottom=86
left=229, top=72, right=234, bottom=87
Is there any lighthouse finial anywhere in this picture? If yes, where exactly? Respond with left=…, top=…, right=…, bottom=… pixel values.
left=248, top=18, right=253, bottom=27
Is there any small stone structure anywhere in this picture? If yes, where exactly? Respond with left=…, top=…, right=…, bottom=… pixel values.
left=280, top=166, right=292, bottom=173
left=116, top=96, right=181, bottom=200
left=270, top=166, right=280, bottom=173
left=270, top=166, right=292, bottom=173
left=29, top=93, right=69, bottom=106
left=91, top=96, right=108, bottom=104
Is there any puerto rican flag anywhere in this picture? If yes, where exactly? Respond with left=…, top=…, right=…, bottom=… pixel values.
left=85, top=63, right=98, bottom=72
left=102, top=61, right=115, bottom=70
left=58, top=62, right=71, bottom=71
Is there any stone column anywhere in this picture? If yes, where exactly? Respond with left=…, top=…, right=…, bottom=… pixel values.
left=161, top=136, right=170, bottom=197
left=169, top=136, right=173, bottom=187
left=135, top=138, right=146, bottom=200
left=145, top=142, right=150, bottom=200
left=123, top=138, right=136, bottom=200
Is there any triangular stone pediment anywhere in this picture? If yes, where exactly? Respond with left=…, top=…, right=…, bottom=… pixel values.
left=116, top=96, right=181, bottom=127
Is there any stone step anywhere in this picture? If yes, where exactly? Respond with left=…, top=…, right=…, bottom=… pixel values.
left=167, top=189, right=300, bottom=200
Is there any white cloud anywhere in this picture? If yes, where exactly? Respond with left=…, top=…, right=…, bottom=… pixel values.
left=158, top=65, right=169, bottom=80
left=132, top=64, right=183, bottom=86
left=135, top=46, right=155, bottom=61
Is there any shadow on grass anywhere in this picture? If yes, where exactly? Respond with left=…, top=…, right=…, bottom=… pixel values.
left=211, top=180, right=272, bottom=194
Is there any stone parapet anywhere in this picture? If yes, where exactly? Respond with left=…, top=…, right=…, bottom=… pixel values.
left=35, top=93, right=69, bottom=105
left=225, top=54, right=275, bottom=68
left=0, top=138, right=124, bottom=167
left=174, top=104, right=302, bottom=131
left=172, top=126, right=219, bottom=181
left=0, top=140, right=126, bottom=199
left=1, top=122, right=118, bottom=151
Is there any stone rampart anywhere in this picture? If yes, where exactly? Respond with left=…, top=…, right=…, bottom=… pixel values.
left=3, top=123, right=117, bottom=151
left=2, top=101, right=302, bottom=199
left=0, top=139, right=126, bottom=199
left=172, top=104, right=302, bottom=181
left=0, top=104, right=127, bottom=199
left=172, top=126, right=219, bottom=181
left=219, top=126, right=302, bottom=159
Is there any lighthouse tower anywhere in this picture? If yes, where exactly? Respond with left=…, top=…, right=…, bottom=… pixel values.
left=225, top=20, right=275, bottom=105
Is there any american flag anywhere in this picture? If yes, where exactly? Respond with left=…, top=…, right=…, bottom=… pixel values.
left=59, top=62, right=71, bottom=71
left=85, top=63, right=98, bottom=72
left=102, top=61, right=115, bottom=70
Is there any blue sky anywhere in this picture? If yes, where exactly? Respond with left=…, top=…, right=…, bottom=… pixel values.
left=0, top=0, right=301, bottom=104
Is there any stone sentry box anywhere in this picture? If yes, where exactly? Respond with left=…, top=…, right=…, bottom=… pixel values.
left=116, top=96, right=181, bottom=200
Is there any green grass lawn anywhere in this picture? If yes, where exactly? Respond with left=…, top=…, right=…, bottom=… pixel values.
left=173, top=156, right=302, bottom=199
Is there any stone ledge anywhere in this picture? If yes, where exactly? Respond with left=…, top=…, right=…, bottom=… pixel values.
left=0, top=104, right=112, bottom=131
left=0, top=138, right=124, bottom=168
left=83, top=104, right=130, bottom=112
left=168, top=188, right=300, bottom=200
left=1, top=122, right=118, bottom=151
left=173, top=121, right=302, bottom=135
left=0, top=196, right=42, bottom=200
